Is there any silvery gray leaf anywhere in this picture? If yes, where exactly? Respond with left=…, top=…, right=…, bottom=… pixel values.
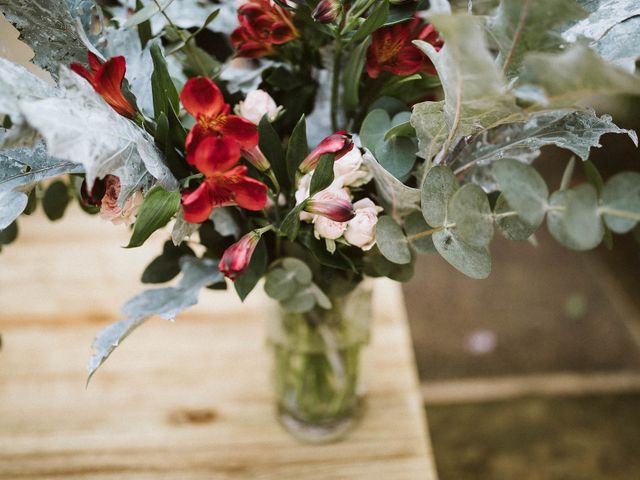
left=563, top=0, right=640, bottom=42
left=450, top=109, right=638, bottom=191
left=219, top=59, right=280, bottom=95
left=0, top=0, right=88, bottom=75
left=211, top=207, right=241, bottom=238
left=0, top=190, right=28, bottom=230
left=87, top=256, right=222, bottom=382
left=171, top=208, right=200, bottom=246
left=591, top=16, right=640, bottom=73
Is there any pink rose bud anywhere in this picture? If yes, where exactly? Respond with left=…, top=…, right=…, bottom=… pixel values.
left=235, top=89, right=283, bottom=125
left=99, top=175, right=143, bottom=226
left=241, top=145, right=271, bottom=172
left=313, top=0, right=341, bottom=24
left=218, top=231, right=261, bottom=281
left=298, top=131, right=354, bottom=174
left=344, top=198, right=382, bottom=251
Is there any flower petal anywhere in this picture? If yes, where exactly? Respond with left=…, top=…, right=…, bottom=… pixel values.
left=180, top=77, right=225, bottom=119
left=222, top=115, right=259, bottom=148
left=93, top=56, right=136, bottom=118
left=225, top=167, right=268, bottom=211
left=88, top=51, right=103, bottom=72
left=189, top=135, right=241, bottom=175
left=181, top=183, right=214, bottom=223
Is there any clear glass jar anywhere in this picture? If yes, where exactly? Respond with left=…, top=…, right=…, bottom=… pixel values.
left=266, top=280, right=372, bottom=444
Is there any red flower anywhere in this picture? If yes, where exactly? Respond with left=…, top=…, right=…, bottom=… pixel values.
left=231, top=0, right=298, bottom=59
left=71, top=52, right=136, bottom=118
left=313, top=0, right=341, bottom=24
left=366, top=17, right=443, bottom=79
left=180, top=77, right=259, bottom=159
left=219, top=231, right=261, bottom=280
left=181, top=136, right=268, bottom=223
left=298, top=131, right=354, bottom=174
left=305, top=197, right=355, bottom=222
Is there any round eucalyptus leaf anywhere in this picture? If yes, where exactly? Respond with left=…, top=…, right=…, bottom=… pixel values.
left=421, top=166, right=458, bottom=227
left=376, top=215, right=412, bottom=264
left=281, top=287, right=316, bottom=313
left=360, top=109, right=390, bottom=152
left=404, top=210, right=436, bottom=254
left=281, top=257, right=313, bottom=285
left=0, top=220, right=18, bottom=245
left=547, top=187, right=603, bottom=251
left=264, top=268, right=298, bottom=301
left=433, top=228, right=491, bottom=279
left=493, top=159, right=548, bottom=228
left=494, top=194, right=536, bottom=241
left=601, top=171, right=640, bottom=234
left=42, top=180, right=70, bottom=221
left=448, top=183, right=494, bottom=247
left=374, top=136, right=417, bottom=179
left=310, top=284, right=332, bottom=310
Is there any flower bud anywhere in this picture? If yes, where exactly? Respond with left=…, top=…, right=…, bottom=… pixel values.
left=305, top=197, right=355, bottom=223
left=81, top=176, right=107, bottom=206
left=312, top=0, right=341, bottom=24
left=241, top=145, right=271, bottom=172
left=235, top=89, right=283, bottom=125
left=218, top=231, right=261, bottom=281
left=298, top=131, right=354, bottom=174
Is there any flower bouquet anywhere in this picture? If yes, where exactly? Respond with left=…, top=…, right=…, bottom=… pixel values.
left=1, top=0, right=639, bottom=443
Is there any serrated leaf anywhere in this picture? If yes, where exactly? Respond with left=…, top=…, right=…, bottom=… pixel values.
left=87, top=257, right=222, bottom=383
left=309, top=153, right=335, bottom=196
left=493, top=159, right=549, bottom=227
left=421, top=165, right=458, bottom=227
left=601, top=171, right=640, bottom=233
left=235, top=238, right=267, bottom=301
left=433, top=228, right=491, bottom=279
left=494, top=193, right=537, bottom=241
left=376, top=216, right=411, bottom=265
left=404, top=210, right=436, bottom=254
left=485, top=0, right=586, bottom=76
left=127, top=186, right=180, bottom=248
left=42, top=180, right=70, bottom=221
left=563, top=0, right=640, bottom=44
left=448, top=183, right=493, bottom=247
left=171, top=208, right=200, bottom=246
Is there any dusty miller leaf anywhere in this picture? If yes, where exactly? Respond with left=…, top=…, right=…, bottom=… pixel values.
left=0, top=191, right=28, bottom=230
left=591, top=17, right=640, bottom=74
left=563, top=0, right=640, bottom=43
left=0, top=0, right=89, bottom=75
left=485, top=0, right=586, bottom=76
left=87, top=257, right=222, bottom=382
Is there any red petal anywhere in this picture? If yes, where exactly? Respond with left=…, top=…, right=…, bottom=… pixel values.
left=87, top=51, right=103, bottom=72
left=225, top=168, right=268, bottom=211
left=180, top=77, right=225, bottom=119
left=222, top=115, right=259, bottom=148
left=70, top=63, right=94, bottom=84
left=94, top=57, right=136, bottom=117
left=189, top=135, right=241, bottom=175
left=181, top=183, right=214, bottom=223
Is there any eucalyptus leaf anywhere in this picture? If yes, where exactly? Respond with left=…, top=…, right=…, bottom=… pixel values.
left=494, top=193, right=537, bottom=241
left=281, top=257, right=313, bottom=284
left=421, top=165, right=458, bottom=227
left=376, top=216, right=411, bottom=265
left=433, top=228, right=491, bottom=279
left=42, top=180, right=70, bottom=221
left=601, top=171, right=640, bottom=234
left=87, top=257, right=222, bottom=383
left=448, top=183, right=493, bottom=247
left=281, top=287, right=316, bottom=314
left=547, top=186, right=604, bottom=250
left=264, top=268, right=298, bottom=301
left=493, top=159, right=549, bottom=227
left=410, top=101, right=447, bottom=162
left=404, top=210, right=436, bottom=254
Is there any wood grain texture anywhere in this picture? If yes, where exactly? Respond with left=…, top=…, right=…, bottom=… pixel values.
left=0, top=207, right=437, bottom=479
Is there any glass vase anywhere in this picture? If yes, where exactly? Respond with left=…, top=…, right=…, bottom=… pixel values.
left=266, top=281, right=372, bottom=444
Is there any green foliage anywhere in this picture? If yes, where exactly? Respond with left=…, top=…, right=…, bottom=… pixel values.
left=235, top=239, right=267, bottom=301
left=42, top=180, right=70, bottom=221
left=375, top=216, right=411, bottom=265
left=494, top=194, right=536, bottom=241
left=421, top=166, right=458, bottom=227
left=352, top=1, right=389, bottom=43
left=0, top=220, right=18, bottom=246
left=258, top=116, right=289, bottom=191
left=601, top=172, right=640, bottom=234
left=127, top=186, right=181, bottom=248
left=135, top=0, right=152, bottom=49
left=309, top=154, right=335, bottom=196
left=286, top=115, right=309, bottom=178
left=150, top=43, right=180, bottom=121
left=432, top=228, right=491, bottom=279
left=264, top=258, right=331, bottom=313
left=342, top=40, right=369, bottom=114
left=404, top=211, right=435, bottom=254
left=448, top=184, right=493, bottom=248
left=142, top=241, right=196, bottom=284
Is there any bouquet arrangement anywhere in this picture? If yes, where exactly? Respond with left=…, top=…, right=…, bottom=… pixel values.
left=1, top=0, right=639, bottom=441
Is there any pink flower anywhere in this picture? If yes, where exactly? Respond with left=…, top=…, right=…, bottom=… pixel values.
left=235, top=89, right=283, bottom=125
left=298, top=131, right=354, bottom=174
left=314, top=216, right=347, bottom=240
left=99, top=175, right=143, bottom=226
left=344, top=198, right=382, bottom=251
left=218, top=231, right=261, bottom=280
left=333, top=147, right=373, bottom=187
left=304, top=186, right=355, bottom=223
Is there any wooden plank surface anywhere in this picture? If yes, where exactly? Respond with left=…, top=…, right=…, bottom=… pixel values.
left=0, top=207, right=438, bottom=479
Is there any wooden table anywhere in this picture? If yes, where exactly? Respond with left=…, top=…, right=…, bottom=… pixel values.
left=0, top=207, right=438, bottom=479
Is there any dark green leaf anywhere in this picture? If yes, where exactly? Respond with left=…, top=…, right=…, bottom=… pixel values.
left=286, top=115, right=308, bottom=178
left=352, top=1, right=389, bottom=43
left=142, top=241, right=195, bottom=284
left=136, top=0, right=152, bottom=49
left=150, top=43, right=179, bottom=120
left=42, top=180, right=69, bottom=221
left=0, top=220, right=18, bottom=245
left=309, top=154, right=335, bottom=196
left=342, top=39, right=369, bottom=114
left=259, top=116, right=289, bottom=191
left=235, top=238, right=267, bottom=301
left=376, top=215, right=411, bottom=264
left=127, top=186, right=180, bottom=248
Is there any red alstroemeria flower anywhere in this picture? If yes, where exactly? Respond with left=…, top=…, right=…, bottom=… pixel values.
left=219, top=231, right=261, bottom=280
left=71, top=52, right=136, bottom=118
left=180, top=77, right=259, bottom=160
left=181, top=136, right=268, bottom=223
left=298, top=131, right=354, bottom=174
left=231, top=0, right=298, bottom=59
left=305, top=197, right=356, bottom=223
left=366, top=16, right=443, bottom=79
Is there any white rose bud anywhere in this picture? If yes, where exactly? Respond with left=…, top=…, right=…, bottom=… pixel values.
left=344, top=198, right=382, bottom=251
left=295, top=172, right=314, bottom=222
left=314, top=216, right=347, bottom=240
left=235, top=89, right=283, bottom=125
left=333, top=147, right=373, bottom=187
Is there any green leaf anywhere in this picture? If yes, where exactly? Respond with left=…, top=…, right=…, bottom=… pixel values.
left=150, top=43, right=179, bottom=120
left=560, top=157, right=576, bottom=191
left=42, top=180, right=69, bottom=221
left=421, top=166, right=458, bottom=227
left=309, top=154, right=335, bottom=196
left=124, top=0, right=174, bottom=28
left=281, top=287, right=316, bottom=313
left=493, top=159, right=548, bottom=228
left=142, top=241, right=195, bottom=284
left=376, top=216, right=411, bottom=264
left=286, top=115, right=308, bottom=178
left=234, top=238, right=268, bottom=301
left=410, top=101, right=447, bottom=162
left=0, top=220, right=18, bottom=245
left=259, top=116, right=289, bottom=191
left=127, top=186, right=180, bottom=248
left=360, top=109, right=390, bottom=152
left=448, top=184, right=494, bottom=247
left=280, top=202, right=306, bottom=241
left=601, top=171, right=640, bottom=233
left=547, top=185, right=604, bottom=250
left=404, top=211, right=436, bottom=254
left=384, top=121, right=415, bottom=141
left=281, top=258, right=313, bottom=284
left=517, top=44, right=640, bottom=106
left=583, top=160, right=605, bottom=195
left=352, top=1, right=389, bottom=43
left=342, top=39, right=370, bottom=114
left=494, top=194, right=537, bottom=241
left=433, top=228, right=491, bottom=279
left=485, top=0, right=586, bottom=76
left=136, top=0, right=152, bottom=49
